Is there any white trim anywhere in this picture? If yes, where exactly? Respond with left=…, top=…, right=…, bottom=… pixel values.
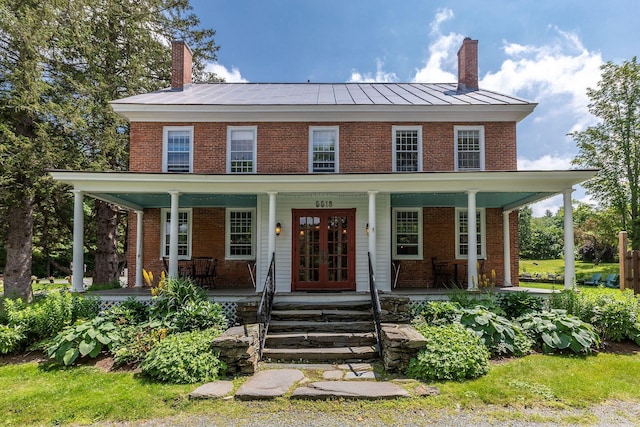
left=455, top=207, right=486, bottom=259
left=225, top=208, right=257, bottom=260
left=392, top=126, right=422, bottom=172
left=454, top=125, right=485, bottom=171
left=308, top=126, right=339, bottom=173
left=162, top=126, right=194, bottom=173
left=160, top=208, right=192, bottom=260
left=226, top=126, right=257, bottom=174
left=392, top=207, right=423, bottom=260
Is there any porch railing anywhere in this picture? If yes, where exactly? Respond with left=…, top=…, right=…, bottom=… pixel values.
left=257, top=252, right=276, bottom=358
left=368, top=252, right=384, bottom=359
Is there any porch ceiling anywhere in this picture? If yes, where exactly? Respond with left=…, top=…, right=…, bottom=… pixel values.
left=391, top=191, right=552, bottom=209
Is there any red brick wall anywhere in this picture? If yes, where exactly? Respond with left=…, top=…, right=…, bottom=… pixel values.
left=128, top=122, right=517, bottom=173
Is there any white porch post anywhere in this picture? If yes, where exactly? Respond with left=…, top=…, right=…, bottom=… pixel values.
left=71, top=190, right=85, bottom=292
left=368, top=191, right=378, bottom=274
left=563, top=188, right=576, bottom=289
left=467, top=190, right=478, bottom=290
left=134, top=210, right=144, bottom=287
left=267, top=192, right=277, bottom=260
left=168, top=191, right=180, bottom=278
left=503, top=210, right=512, bottom=287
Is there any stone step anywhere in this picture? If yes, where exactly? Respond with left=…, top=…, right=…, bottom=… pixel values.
left=273, top=300, right=372, bottom=311
left=270, top=309, right=373, bottom=322
left=268, top=320, right=374, bottom=333
left=265, top=332, right=377, bottom=348
left=261, top=345, right=379, bottom=362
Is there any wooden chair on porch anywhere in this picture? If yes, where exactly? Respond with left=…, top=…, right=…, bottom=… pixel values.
left=193, top=257, right=217, bottom=289
left=431, top=257, right=451, bottom=288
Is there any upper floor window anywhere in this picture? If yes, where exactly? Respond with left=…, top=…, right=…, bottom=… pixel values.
left=392, top=208, right=423, bottom=260
left=392, top=126, right=422, bottom=172
left=455, top=208, right=486, bottom=259
left=163, top=126, right=193, bottom=173
left=227, top=126, right=257, bottom=173
left=309, top=126, right=338, bottom=173
left=226, top=208, right=256, bottom=260
left=455, top=126, right=484, bottom=171
left=161, top=208, right=192, bottom=259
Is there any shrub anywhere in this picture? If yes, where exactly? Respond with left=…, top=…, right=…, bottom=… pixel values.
left=0, top=324, right=26, bottom=354
left=169, top=300, right=227, bottom=332
left=459, top=307, right=530, bottom=356
left=407, top=323, right=490, bottom=381
left=498, top=292, right=544, bottom=320
left=47, top=316, right=120, bottom=366
left=112, top=319, right=171, bottom=366
left=140, top=328, right=225, bottom=384
left=150, top=278, right=206, bottom=319
left=518, top=310, right=600, bottom=354
left=448, top=290, right=505, bottom=316
left=412, top=301, right=461, bottom=325
left=103, top=299, right=150, bottom=327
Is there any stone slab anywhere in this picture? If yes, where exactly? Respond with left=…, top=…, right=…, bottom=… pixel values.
left=235, top=369, right=305, bottom=400
left=291, top=381, right=410, bottom=400
left=322, top=370, right=344, bottom=380
left=189, top=381, right=234, bottom=399
left=344, top=370, right=376, bottom=380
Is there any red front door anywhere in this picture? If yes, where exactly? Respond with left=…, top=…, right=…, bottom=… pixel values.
left=292, top=209, right=356, bottom=291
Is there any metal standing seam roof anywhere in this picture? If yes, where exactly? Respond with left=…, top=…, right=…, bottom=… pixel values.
left=111, top=82, right=534, bottom=107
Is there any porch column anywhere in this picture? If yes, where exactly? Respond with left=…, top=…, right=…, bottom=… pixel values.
left=467, top=190, right=478, bottom=290
left=168, top=191, right=180, bottom=278
left=563, top=188, right=575, bottom=289
left=71, top=190, right=85, bottom=292
left=267, top=192, right=277, bottom=261
left=134, top=210, right=144, bottom=287
left=503, top=210, right=512, bottom=287
left=368, top=191, right=378, bottom=272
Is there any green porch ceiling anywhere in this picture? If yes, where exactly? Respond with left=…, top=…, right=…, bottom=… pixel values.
left=391, top=192, right=552, bottom=209
left=94, top=193, right=257, bottom=209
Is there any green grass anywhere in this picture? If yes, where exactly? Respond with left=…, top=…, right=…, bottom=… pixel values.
left=1, top=351, right=639, bottom=426
left=519, top=259, right=619, bottom=279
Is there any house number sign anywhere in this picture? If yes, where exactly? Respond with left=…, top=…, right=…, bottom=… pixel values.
left=315, top=200, right=334, bottom=208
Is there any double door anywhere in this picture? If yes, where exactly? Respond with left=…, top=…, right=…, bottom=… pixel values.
left=292, top=209, right=356, bottom=291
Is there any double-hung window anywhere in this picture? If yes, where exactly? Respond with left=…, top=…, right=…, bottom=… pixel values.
left=227, top=126, right=257, bottom=173
left=226, top=208, right=256, bottom=260
left=455, top=126, right=484, bottom=171
left=309, top=126, right=338, bottom=173
left=392, top=126, right=422, bottom=172
left=163, top=126, right=193, bottom=172
left=161, top=209, right=192, bottom=259
left=455, top=208, right=486, bottom=259
left=392, top=208, right=423, bottom=259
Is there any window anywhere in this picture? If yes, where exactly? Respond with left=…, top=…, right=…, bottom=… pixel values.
left=455, top=208, right=486, bottom=259
left=227, top=126, right=257, bottom=173
left=226, top=208, right=256, bottom=259
left=161, top=209, right=192, bottom=259
left=455, top=126, right=484, bottom=171
left=309, top=126, right=338, bottom=173
left=392, top=208, right=423, bottom=259
left=392, top=126, right=422, bottom=172
left=163, top=126, right=193, bottom=172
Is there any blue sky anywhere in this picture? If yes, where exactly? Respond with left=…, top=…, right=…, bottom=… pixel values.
left=190, top=0, right=640, bottom=215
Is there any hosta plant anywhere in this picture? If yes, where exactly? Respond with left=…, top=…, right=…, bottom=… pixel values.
left=47, top=317, right=120, bottom=366
left=459, top=307, right=530, bottom=356
left=518, top=309, right=600, bottom=354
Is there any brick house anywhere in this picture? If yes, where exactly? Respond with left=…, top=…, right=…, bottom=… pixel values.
left=52, top=38, right=595, bottom=294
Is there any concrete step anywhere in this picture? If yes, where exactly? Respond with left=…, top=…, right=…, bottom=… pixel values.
left=261, top=345, right=379, bottom=362
left=265, top=332, right=377, bottom=348
left=273, top=300, right=372, bottom=311
left=270, top=309, right=373, bottom=322
left=268, top=320, right=374, bottom=333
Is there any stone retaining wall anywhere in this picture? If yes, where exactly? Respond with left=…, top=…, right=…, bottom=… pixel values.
left=380, top=323, right=427, bottom=373
left=212, top=324, right=260, bottom=375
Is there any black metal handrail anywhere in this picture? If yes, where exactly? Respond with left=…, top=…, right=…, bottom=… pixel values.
left=368, top=252, right=384, bottom=358
left=257, top=253, right=276, bottom=358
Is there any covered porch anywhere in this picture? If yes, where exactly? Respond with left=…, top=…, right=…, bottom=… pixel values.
left=50, top=169, right=595, bottom=293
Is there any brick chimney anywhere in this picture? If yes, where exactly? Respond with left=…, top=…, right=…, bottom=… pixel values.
left=171, top=40, right=192, bottom=91
left=457, top=38, right=478, bottom=92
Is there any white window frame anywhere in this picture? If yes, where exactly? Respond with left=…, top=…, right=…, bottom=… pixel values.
left=160, top=208, right=192, bottom=260
left=309, top=126, right=339, bottom=173
left=455, top=207, right=486, bottom=259
left=392, top=208, right=423, bottom=260
left=227, top=126, right=257, bottom=174
left=162, top=126, right=194, bottom=173
left=392, top=126, right=422, bottom=172
left=454, top=125, right=485, bottom=171
left=225, top=208, right=256, bottom=260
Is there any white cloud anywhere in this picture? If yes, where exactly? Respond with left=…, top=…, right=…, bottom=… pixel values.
left=349, top=59, right=398, bottom=83
left=204, top=62, right=248, bottom=83
left=412, top=8, right=461, bottom=83
left=518, top=154, right=573, bottom=170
